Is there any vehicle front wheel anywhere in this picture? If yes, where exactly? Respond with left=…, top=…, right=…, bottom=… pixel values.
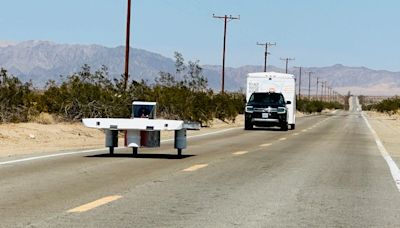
left=244, top=119, right=253, bottom=130
left=281, top=123, right=288, bottom=131
left=290, top=124, right=295, bottom=130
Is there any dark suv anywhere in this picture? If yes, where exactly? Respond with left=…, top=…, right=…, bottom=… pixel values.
left=244, top=92, right=291, bottom=131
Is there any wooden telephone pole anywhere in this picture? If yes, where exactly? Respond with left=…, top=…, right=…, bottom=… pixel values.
left=256, top=42, right=276, bottom=72
left=213, top=14, right=240, bottom=93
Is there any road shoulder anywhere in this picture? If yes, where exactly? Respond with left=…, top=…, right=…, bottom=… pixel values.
left=364, top=111, right=400, bottom=164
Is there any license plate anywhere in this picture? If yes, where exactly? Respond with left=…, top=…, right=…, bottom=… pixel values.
left=262, top=113, right=269, bottom=118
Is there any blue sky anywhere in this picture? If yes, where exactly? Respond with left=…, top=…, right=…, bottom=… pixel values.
left=1, top=0, right=400, bottom=71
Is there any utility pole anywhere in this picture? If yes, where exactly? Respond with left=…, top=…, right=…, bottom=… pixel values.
left=213, top=14, right=240, bottom=93
left=280, top=57, right=295, bottom=73
left=316, top=77, right=319, bottom=100
left=256, top=42, right=276, bottom=72
left=325, top=83, right=328, bottom=102
left=123, top=0, right=132, bottom=90
left=328, top=87, right=331, bottom=102
left=294, top=67, right=302, bottom=99
left=307, top=71, right=314, bottom=100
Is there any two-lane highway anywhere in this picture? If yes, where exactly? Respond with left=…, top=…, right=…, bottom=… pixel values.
left=1, top=98, right=400, bottom=227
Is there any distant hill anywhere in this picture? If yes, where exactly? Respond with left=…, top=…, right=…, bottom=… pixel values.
left=0, top=40, right=399, bottom=96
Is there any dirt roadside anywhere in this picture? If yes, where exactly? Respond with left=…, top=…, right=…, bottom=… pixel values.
left=364, top=111, right=400, bottom=158
left=0, top=115, right=244, bottom=159
left=0, top=111, right=318, bottom=159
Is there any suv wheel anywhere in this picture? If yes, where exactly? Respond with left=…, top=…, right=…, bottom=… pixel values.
left=245, top=119, right=253, bottom=130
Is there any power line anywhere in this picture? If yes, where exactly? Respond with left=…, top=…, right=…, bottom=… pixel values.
left=212, top=14, right=240, bottom=93
left=256, top=42, right=276, bottom=72
left=280, top=57, right=295, bottom=74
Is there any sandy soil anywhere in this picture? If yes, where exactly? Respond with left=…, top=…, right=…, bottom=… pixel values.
left=0, top=115, right=245, bottom=158
left=365, top=111, right=400, bottom=158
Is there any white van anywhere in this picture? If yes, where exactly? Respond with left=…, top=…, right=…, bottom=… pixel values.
left=245, top=72, right=296, bottom=130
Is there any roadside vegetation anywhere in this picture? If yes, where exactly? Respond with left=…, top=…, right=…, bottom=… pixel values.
left=296, top=98, right=344, bottom=113
left=1, top=52, right=349, bottom=124
left=360, top=95, right=400, bottom=115
left=0, top=53, right=244, bottom=125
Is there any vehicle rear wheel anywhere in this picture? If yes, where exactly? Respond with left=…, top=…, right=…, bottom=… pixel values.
left=290, top=124, right=295, bottom=130
left=132, top=147, right=138, bottom=157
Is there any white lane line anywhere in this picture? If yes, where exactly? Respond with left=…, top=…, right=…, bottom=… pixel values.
left=0, top=127, right=242, bottom=166
left=362, top=112, right=400, bottom=192
left=0, top=148, right=106, bottom=166
left=259, top=143, right=272, bottom=147
left=68, top=195, right=122, bottom=213
left=233, top=151, right=248, bottom=156
left=182, top=164, right=208, bottom=172
left=279, top=137, right=287, bottom=141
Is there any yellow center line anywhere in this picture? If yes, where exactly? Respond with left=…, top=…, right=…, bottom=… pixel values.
left=259, top=143, right=272, bottom=147
left=68, top=195, right=122, bottom=213
left=293, top=133, right=299, bottom=136
left=233, top=151, right=249, bottom=155
left=279, top=137, right=287, bottom=141
left=302, top=129, right=307, bottom=132
left=182, top=164, right=208, bottom=172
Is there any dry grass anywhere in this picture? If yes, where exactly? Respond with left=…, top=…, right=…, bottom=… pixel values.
left=32, top=112, right=56, bottom=124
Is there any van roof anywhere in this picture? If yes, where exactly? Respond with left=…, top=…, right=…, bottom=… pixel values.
left=247, top=71, right=294, bottom=79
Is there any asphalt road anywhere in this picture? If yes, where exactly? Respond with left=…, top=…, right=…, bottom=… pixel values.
left=1, top=97, right=400, bottom=227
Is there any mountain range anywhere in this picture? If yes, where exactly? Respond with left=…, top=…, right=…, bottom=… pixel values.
left=0, top=40, right=399, bottom=96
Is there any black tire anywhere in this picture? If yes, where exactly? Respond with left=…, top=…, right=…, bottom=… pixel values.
left=132, top=147, right=138, bottom=157
left=177, top=149, right=182, bottom=157
left=290, top=124, right=295, bottom=130
left=244, top=119, right=253, bottom=130
left=281, top=123, right=288, bottom=131
left=109, top=147, right=114, bottom=155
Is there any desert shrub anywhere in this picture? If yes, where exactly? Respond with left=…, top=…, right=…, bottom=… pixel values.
left=32, top=112, right=56, bottom=124
left=296, top=98, right=344, bottom=113
left=0, top=68, right=39, bottom=123
left=369, top=97, right=400, bottom=115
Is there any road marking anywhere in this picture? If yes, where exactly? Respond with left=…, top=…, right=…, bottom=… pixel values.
left=302, top=129, right=307, bottom=132
left=362, top=112, right=400, bottom=192
left=68, top=195, right=122, bottom=213
left=279, top=137, right=287, bottom=141
left=0, top=127, right=242, bottom=166
left=183, top=164, right=208, bottom=172
left=293, top=133, right=299, bottom=136
left=233, top=151, right=248, bottom=155
left=259, top=143, right=272, bottom=147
